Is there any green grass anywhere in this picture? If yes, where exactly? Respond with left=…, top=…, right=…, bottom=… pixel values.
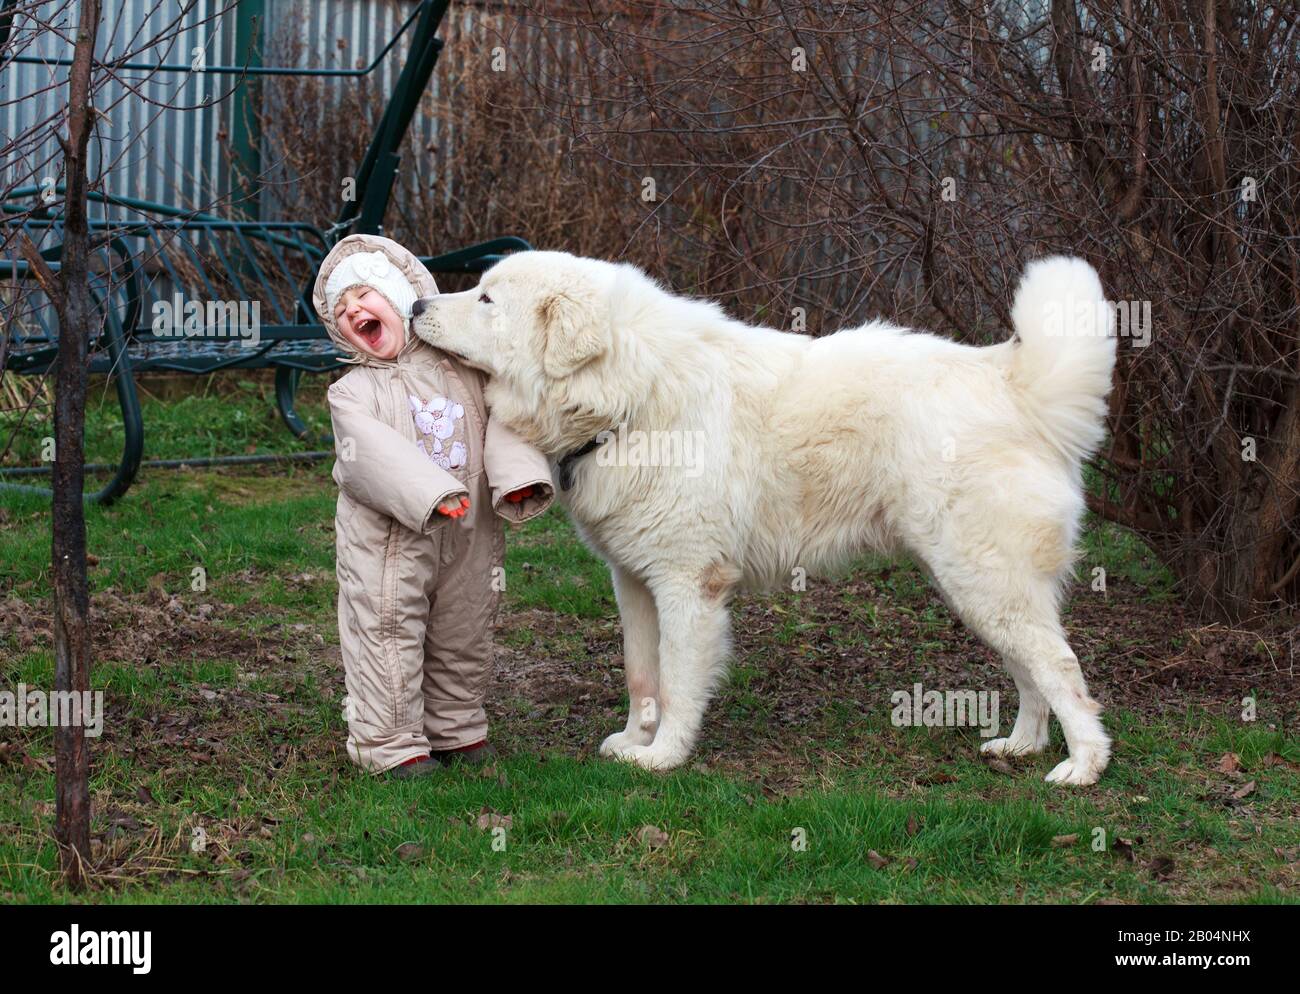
left=0, top=377, right=1296, bottom=904
left=1079, top=516, right=1177, bottom=600
left=1, top=372, right=333, bottom=469
left=502, top=510, right=614, bottom=618
left=4, top=699, right=1296, bottom=904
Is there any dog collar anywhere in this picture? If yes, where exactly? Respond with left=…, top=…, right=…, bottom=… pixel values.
left=557, top=434, right=609, bottom=491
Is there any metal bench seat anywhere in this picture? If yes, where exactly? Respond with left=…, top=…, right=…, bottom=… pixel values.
left=0, top=0, right=530, bottom=503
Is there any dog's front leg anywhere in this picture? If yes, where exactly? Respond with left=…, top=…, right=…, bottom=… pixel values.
left=600, top=566, right=660, bottom=756
left=603, top=574, right=733, bottom=771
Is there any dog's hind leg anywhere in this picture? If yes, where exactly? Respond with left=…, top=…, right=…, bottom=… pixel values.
left=1022, top=632, right=1110, bottom=785
left=599, top=566, right=661, bottom=756
left=980, top=655, right=1051, bottom=757
left=921, top=564, right=1050, bottom=757
left=928, top=563, right=1110, bottom=785
left=1012, top=629, right=1109, bottom=785
left=602, top=566, right=737, bottom=771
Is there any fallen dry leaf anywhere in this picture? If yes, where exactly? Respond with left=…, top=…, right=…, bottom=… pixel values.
left=1216, top=752, right=1242, bottom=774
left=636, top=825, right=669, bottom=848
left=475, top=807, right=512, bottom=830
left=1113, top=837, right=1139, bottom=861
left=866, top=849, right=890, bottom=869
left=1052, top=833, right=1080, bottom=847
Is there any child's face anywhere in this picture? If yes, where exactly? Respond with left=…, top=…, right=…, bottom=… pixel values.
left=334, top=286, right=405, bottom=360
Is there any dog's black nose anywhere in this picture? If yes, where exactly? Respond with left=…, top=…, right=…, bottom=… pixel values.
left=412, top=297, right=430, bottom=318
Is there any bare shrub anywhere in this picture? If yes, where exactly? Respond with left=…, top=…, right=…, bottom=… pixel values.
left=256, top=0, right=1299, bottom=622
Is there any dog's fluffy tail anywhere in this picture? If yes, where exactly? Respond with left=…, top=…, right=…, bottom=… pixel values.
left=1008, top=256, right=1116, bottom=463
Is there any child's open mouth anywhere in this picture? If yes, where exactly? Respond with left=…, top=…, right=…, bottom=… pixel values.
left=356, top=318, right=382, bottom=345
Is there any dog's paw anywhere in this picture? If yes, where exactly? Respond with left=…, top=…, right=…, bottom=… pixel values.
left=599, top=738, right=684, bottom=771
left=1044, top=751, right=1108, bottom=786
left=599, top=730, right=652, bottom=757
left=980, top=734, right=1046, bottom=758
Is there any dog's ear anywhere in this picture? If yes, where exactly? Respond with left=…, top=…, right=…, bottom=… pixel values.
left=538, top=288, right=607, bottom=378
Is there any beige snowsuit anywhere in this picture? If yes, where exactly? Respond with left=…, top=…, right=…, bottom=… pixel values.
left=313, top=234, right=553, bottom=773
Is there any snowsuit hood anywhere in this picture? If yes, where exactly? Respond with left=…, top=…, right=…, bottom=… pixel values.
left=313, top=233, right=437, bottom=367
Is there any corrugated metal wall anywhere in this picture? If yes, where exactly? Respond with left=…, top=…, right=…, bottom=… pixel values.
left=1, top=0, right=430, bottom=220
left=5, top=0, right=231, bottom=215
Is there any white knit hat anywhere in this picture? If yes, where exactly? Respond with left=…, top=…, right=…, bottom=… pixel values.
left=324, top=250, right=418, bottom=326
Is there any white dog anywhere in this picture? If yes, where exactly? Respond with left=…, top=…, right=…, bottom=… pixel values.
left=412, top=252, right=1117, bottom=785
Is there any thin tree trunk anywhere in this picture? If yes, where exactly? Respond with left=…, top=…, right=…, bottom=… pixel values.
left=51, top=0, right=101, bottom=890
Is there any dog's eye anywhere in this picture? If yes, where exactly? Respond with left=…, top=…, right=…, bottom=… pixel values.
left=478, top=292, right=492, bottom=304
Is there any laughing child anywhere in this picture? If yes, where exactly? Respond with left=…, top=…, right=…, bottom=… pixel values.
left=312, top=234, right=553, bottom=779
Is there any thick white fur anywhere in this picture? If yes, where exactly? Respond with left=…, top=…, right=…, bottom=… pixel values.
left=413, top=252, right=1117, bottom=785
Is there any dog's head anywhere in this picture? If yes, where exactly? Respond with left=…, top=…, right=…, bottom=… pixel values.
left=411, top=250, right=643, bottom=454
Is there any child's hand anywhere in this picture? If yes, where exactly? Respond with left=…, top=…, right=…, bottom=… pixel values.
left=503, top=485, right=535, bottom=504
left=436, top=495, right=470, bottom=519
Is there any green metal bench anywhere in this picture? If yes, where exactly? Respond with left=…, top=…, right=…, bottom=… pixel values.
left=0, top=0, right=529, bottom=503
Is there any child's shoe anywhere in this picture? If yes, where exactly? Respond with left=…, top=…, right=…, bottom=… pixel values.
left=433, top=741, right=497, bottom=768
left=387, top=755, right=440, bottom=780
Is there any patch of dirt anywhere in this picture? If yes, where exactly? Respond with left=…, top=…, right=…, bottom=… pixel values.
left=489, top=576, right=1300, bottom=779
left=491, top=608, right=624, bottom=761
left=0, top=583, right=346, bottom=890
left=1, top=585, right=265, bottom=664
left=6, top=570, right=1295, bottom=781
left=1068, top=596, right=1299, bottom=720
